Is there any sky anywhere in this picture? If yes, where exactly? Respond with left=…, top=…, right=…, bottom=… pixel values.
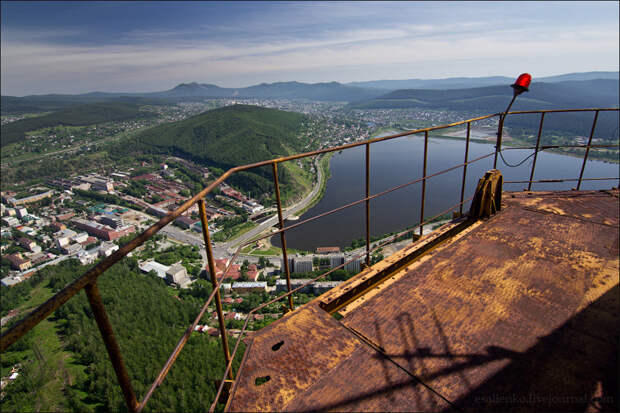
left=1, top=1, right=618, bottom=96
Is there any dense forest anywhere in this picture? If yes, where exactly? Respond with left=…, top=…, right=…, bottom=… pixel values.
left=1, top=102, right=157, bottom=147
left=1, top=259, right=243, bottom=412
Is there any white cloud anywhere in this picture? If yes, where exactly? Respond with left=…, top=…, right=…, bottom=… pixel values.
left=1, top=16, right=618, bottom=95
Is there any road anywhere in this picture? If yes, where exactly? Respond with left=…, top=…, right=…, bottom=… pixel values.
left=152, top=156, right=325, bottom=259
left=216, top=156, right=325, bottom=256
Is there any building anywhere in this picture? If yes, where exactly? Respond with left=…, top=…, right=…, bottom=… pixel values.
left=99, top=215, right=124, bottom=229
left=7, top=190, right=53, bottom=206
left=17, top=237, right=41, bottom=253
left=344, top=257, right=362, bottom=274
left=2, top=217, right=20, bottom=227
left=72, top=218, right=135, bottom=241
left=166, top=263, right=191, bottom=288
left=139, top=260, right=170, bottom=279
left=275, top=279, right=313, bottom=294
left=16, top=208, right=28, bottom=219
left=232, top=281, right=268, bottom=294
left=1, top=276, right=23, bottom=287
left=281, top=256, right=295, bottom=273
left=316, top=246, right=340, bottom=254
left=77, top=249, right=98, bottom=265
left=80, top=175, right=114, bottom=192
left=293, top=258, right=313, bottom=274
left=71, top=232, right=89, bottom=244
left=329, top=254, right=345, bottom=269
left=62, top=243, right=83, bottom=255
left=312, top=281, right=342, bottom=295
left=51, top=222, right=67, bottom=231
left=175, top=215, right=198, bottom=229
left=54, top=229, right=77, bottom=248
left=4, top=253, right=32, bottom=271
left=98, top=242, right=119, bottom=258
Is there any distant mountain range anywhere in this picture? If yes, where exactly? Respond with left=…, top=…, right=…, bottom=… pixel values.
left=2, top=71, right=617, bottom=115
left=346, top=71, right=619, bottom=90
left=349, top=79, right=619, bottom=111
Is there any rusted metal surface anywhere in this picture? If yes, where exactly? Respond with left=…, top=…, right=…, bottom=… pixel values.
left=85, top=282, right=139, bottom=412
left=227, top=189, right=618, bottom=412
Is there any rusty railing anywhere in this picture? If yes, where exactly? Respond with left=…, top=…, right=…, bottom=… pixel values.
left=1, top=107, right=618, bottom=412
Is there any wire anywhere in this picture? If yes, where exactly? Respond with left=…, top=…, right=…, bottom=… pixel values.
left=498, top=147, right=541, bottom=168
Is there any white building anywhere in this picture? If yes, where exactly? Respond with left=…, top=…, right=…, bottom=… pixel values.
left=139, top=260, right=170, bottom=279
left=16, top=208, right=28, bottom=219
left=98, top=242, right=119, bottom=258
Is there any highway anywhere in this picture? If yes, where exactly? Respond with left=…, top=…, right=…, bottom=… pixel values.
left=216, top=156, right=324, bottom=256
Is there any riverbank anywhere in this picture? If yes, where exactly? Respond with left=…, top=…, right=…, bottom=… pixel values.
left=295, top=153, right=333, bottom=216
left=374, top=126, right=619, bottom=164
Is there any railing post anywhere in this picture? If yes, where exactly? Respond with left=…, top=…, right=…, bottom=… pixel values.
left=528, top=112, right=546, bottom=191
left=419, top=131, right=429, bottom=237
left=494, top=95, right=517, bottom=169
left=272, top=162, right=294, bottom=311
left=459, top=122, right=471, bottom=214
left=365, top=143, right=371, bottom=267
left=576, top=110, right=600, bottom=190
left=84, top=282, right=139, bottom=412
left=198, top=199, right=233, bottom=380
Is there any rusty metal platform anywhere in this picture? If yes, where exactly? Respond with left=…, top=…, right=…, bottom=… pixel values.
left=226, top=189, right=619, bottom=412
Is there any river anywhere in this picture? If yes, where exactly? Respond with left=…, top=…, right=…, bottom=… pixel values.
left=273, top=131, right=619, bottom=251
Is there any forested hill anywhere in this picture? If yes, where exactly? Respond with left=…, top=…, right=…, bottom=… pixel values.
left=124, top=104, right=310, bottom=196
left=0, top=102, right=157, bottom=147
left=349, top=79, right=619, bottom=138
left=349, top=79, right=619, bottom=111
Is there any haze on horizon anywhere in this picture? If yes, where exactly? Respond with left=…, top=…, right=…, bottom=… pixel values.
left=1, top=1, right=618, bottom=96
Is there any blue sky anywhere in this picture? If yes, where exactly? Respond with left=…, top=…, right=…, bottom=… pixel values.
left=1, top=1, right=618, bottom=95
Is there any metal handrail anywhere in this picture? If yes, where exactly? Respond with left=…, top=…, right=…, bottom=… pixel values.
left=1, top=108, right=618, bottom=412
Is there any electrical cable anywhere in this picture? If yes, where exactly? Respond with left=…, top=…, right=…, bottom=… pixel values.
left=498, top=147, right=542, bottom=168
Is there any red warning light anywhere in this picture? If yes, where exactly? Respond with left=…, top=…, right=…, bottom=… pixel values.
left=511, top=73, right=532, bottom=95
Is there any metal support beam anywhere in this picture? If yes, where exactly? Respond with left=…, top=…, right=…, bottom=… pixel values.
left=85, top=282, right=139, bottom=412
left=459, top=122, right=471, bottom=214
left=419, top=131, right=429, bottom=237
left=198, top=199, right=233, bottom=380
left=365, top=143, right=371, bottom=267
left=576, top=110, right=600, bottom=190
left=272, top=163, right=294, bottom=311
left=528, top=113, right=546, bottom=191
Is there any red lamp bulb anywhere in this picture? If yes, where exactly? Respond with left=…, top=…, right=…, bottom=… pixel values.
left=511, top=73, right=532, bottom=95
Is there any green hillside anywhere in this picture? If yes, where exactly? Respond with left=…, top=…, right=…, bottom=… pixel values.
left=126, top=104, right=311, bottom=197
left=1, top=102, right=157, bottom=147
